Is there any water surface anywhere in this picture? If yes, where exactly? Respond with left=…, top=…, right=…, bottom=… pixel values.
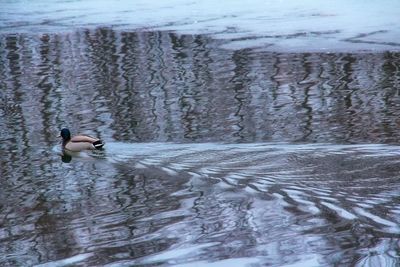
left=1, top=0, right=400, bottom=51
left=1, top=2, right=400, bottom=267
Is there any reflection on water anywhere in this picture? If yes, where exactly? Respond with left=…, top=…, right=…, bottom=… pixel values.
left=1, top=29, right=400, bottom=144
left=1, top=28, right=400, bottom=266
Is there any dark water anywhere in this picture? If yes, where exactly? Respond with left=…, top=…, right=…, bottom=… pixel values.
left=1, top=28, right=400, bottom=266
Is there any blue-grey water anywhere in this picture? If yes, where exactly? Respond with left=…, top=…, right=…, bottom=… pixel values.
left=1, top=1, right=400, bottom=266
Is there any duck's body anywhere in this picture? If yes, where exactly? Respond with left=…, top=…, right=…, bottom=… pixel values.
left=60, top=128, right=105, bottom=152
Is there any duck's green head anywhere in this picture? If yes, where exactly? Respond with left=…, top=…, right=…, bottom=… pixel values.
left=60, top=128, right=71, bottom=141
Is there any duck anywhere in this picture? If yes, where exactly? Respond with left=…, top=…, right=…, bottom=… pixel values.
left=60, top=128, right=105, bottom=152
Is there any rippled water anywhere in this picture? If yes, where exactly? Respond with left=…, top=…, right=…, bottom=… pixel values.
left=2, top=1, right=400, bottom=267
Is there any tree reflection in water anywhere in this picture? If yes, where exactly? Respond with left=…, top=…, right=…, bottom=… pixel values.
left=1, top=29, right=400, bottom=266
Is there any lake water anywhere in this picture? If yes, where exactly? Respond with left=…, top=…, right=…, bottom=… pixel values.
left=1, top=1, right=400, bottom=266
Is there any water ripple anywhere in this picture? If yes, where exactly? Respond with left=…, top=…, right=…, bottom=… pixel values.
left=2, top=27, right=400, bottom=266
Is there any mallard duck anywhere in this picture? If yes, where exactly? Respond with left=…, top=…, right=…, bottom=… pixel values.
left=60, top=128, right=105, bottom=152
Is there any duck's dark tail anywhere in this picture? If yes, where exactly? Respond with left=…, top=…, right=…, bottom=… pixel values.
left=93, top=140, right=105, bottom=149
